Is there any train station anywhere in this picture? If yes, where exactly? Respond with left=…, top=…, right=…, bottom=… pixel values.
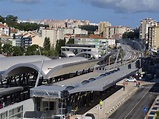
left=0, top=54, right=140, bottom=119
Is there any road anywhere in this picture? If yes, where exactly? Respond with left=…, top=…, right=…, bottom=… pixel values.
left=109, top=84, right=158, bottom=119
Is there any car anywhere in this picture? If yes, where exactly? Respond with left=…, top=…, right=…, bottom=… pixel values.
left=53, top=115, right=65, bottom=119
left=84, top=116, right=93, bottom=119
left=125, top=77, right=137, bottom=82
left=85, top=113, right=95, bottom=119
left=100, top=74, right=105, bottom=77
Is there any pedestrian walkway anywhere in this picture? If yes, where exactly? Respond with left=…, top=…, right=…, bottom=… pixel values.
left=70, top=81, right=139, bottom=119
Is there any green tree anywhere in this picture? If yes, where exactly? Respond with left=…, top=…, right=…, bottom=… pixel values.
left=122, top=28, right=139, bottom=39
left=0, top=15, right=5, bottom=23
left=43, top=37, right=51, bottom=51
left=79, top=25, right=98, bottom=34
left=0, top=42, right=2, bottom=54
left=25, top=44, right=39, bottom=55
left=0, top=14, right=46, bottom=31
left=67, top=38, right=74, bottom=44
left=2, top=44, right=13, bottom=56
left=5, top=15, right=18, bottom=27
left=156, top=111, right=159, bottom=119
left=12, top=46, right=24, bottom=56
left=55, top=39, right=66, bottom=55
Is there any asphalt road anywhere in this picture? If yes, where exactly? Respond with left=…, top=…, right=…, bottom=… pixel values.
left=109, top=84, right=158, bottom=119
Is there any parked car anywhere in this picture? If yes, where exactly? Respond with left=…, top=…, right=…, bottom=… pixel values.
left=125, top=77, right=137, bottom=82
left=85, top=113, right=95, bottom=119
left=53, top=115, right=65, bottom=119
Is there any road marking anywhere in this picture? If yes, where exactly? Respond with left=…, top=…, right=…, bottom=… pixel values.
left=124, top=87, right=150, bottom=119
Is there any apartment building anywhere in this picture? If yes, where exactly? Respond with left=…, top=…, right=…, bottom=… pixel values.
left=66, top=19, right=89, bottom=28
left=103, top=26, right=130, bottom=39
left=10, top=31, right=44, bottom=48
left=47, top=20, right=66, bottom=28
left=73, top=27, right=88, bottom=34
left=0, top=23, right=9, bottom=36
left=12, top=34, right=32, bottom=49
left=61, top=34, right=115, bottom=57
left=42, top=28, right=64, bottom=47
left=148, top=26, right=159, bottom=50
left=98, top=21, right=111, bottom=34
left=42, top=27, right=88, bottom=47
left=140, top=18, right=157, bottom=42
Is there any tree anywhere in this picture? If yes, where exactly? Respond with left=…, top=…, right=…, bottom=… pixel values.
left=25, top=44, right=39, bottom=55
left=43, top=37, right=51, bottom=51
left=2, top=44, right=13, bottom=56
left=0, top=15, right=5, bottom=23
left=122, top=28, right=139, bottom=39
left=67, top=38, right=74, bottom=44
left=12, top=46, right=24, bottom=56
left=5, top=15, right=18, bottom=27
left=79, top=25, right=98, bottom=34
left=55, top=39, right=66, bottom=55
left=0, top=42, right=2, bottom=54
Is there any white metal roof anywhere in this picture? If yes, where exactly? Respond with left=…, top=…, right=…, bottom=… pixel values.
left=76, top=51, right=100, bottom=59
left=2, top=57, right=91, bottom=79
left=30, top=64, right=138, bottom=98
left=61, top=51, right=75, bottom=57
left=0, top=55, right=51, bottom=72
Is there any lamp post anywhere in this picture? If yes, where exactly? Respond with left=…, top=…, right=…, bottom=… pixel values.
left=109, top=55, right=112, bottom=68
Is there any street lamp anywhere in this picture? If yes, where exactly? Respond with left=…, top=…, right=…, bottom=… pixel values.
left=109, top=55, right=112, bottom=68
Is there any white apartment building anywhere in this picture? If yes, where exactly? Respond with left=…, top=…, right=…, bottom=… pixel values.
left=63, top=28, right=74, bottom=34
left=42, top=28, right=65, bottom=47
left=66, top=19, right=89, bottom=28
left=140, top=18, right=157, bottom=42
left=61, top=35, right=115, bottom=56
left=73, top=27, right=88, bottom=34
left=0, top=23, right=9, bottom=36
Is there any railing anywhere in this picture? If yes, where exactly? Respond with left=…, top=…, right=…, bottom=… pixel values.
left=40, top=111, right=54, bottom=119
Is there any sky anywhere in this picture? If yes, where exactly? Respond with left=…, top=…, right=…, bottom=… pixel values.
left=0, top=0, right=159, bottom=28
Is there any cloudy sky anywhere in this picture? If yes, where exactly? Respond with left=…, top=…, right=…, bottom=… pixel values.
left=0, top=0, right=159, bottom=28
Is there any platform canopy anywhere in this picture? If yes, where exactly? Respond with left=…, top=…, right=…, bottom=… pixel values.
left=2, top=57, right=98, bottom=80
left=30, top=65, right=138, bottom=99
left=0, top=55, right=51, bottom=72
left=76, top=51, right=100, bottom=59
left=61, top=51, right=75, bottom=58
left=0, top=87, right=23, bottom=97
left=30, top=85, right=67, bottom=99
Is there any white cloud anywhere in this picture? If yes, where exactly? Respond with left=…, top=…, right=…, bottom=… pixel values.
left=13, top=0, right=40, bottom=4
left=82, top=0, right=159, bottom=13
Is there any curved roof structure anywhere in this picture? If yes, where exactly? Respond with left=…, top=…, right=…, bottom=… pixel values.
left=0, top=87, right=23, bottom=97
left=61, top=51, right=75, bottom=58
left=30, top=63, right=138, bottom=99
left=0, top=55, right=51, bottom=72
left=2, top=57, right=90, bottom=79
left=76, top=51, right=100, bottom=59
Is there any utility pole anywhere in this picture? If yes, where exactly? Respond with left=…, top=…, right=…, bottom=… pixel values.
left=35, top=60, right=44, bottom=87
